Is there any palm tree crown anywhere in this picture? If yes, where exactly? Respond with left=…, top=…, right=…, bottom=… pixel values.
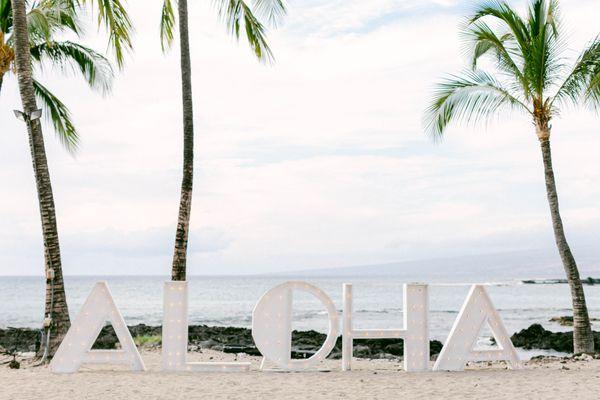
left=0, top=0, right=117, bottom=152
left=1, top=0, right=134, bottom=152
left=425, top=0, right=600, bottom=139
left=159, top=0, right=286, bottom=61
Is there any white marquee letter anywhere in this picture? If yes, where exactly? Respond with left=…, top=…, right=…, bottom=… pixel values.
left=50, top=282, right=145, bottom=373
left=342, top=283, right=429, bottom=372
left=162, top=281, right=250, bottom=372
left=252, top=281, right=339, bottom=371
left=433, top=285, right=521, bottom=371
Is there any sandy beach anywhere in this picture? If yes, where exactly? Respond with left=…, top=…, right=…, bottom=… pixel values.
left=2, top=350, right=599, bottom=400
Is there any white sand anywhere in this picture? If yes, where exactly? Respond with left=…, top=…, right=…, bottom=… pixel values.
left=2, top=350, right=599, bottom=400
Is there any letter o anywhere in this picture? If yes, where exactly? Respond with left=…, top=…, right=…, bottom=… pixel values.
left=252, top=281, right=339, bottom=370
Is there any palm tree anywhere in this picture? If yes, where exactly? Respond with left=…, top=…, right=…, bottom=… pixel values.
left=160, top=0, right=287, bottom=281
left=425, top=0, right=600, bottom=354
left=8, top=0, right=132, bottom=358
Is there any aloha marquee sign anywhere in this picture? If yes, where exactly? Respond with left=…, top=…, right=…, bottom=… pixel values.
left=50, top=281, right=522, bottom=373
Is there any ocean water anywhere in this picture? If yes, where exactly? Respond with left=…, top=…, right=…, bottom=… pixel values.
left=1, top=275, right=599, bottom=359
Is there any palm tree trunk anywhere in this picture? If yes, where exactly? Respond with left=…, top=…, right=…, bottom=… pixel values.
left=10, top=0, right=70, bottom=358
left=539, top=137, right=595, bottom=354
left=171, top=0, right=194, bottom=281
left=0, top=74, right=4, bottom=93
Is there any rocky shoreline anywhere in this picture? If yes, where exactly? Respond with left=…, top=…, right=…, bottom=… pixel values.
left=1, top=323, right=598, bottom=360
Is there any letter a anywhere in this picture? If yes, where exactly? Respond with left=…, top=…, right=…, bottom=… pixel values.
left=50, top=282, right=145, bottom=373
left=433, top=285, right=521, bottom=371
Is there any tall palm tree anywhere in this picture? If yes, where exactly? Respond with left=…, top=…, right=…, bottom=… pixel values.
left=425, top=0, right=600, bottom=354
left=8, top=0, right=132, bottom=358
left=160, top=0, right=287, bottom=281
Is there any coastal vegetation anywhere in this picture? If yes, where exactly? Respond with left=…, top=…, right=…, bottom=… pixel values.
left=425, top=0, right=600, bottom=354
left=6, top=0, right=133, bottom=359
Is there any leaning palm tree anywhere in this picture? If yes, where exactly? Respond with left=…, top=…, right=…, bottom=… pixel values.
left=8, top=0, right=132, bottom=358
left=425, top=0, right=600, bottom=354
left=160, top=0, right=287, bottom=281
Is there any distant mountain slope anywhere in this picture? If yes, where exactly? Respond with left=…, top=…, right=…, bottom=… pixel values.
left=279, top=248, right=600, bottom=283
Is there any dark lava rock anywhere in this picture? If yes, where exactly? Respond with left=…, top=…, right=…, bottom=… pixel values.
left=0, top=328, right=40, bottom=353
left=511, top=323, right=600, bottom=353
left=0, top=323, right=443, bottom=360
left=353, top=345, right=371, bottom=358
left=549, top=316, right=575, bottom=326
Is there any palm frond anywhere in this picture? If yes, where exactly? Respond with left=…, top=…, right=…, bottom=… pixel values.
left=469, top=1, right=530, bottom=50
left=160, top=0, right=175, bottom=52
left=523, top=0, right=564, bottom=98
left=588, top=71, right=600, bottom=108
left=214, top=0, right=273, bottom=62
left=0, top=0, right=12, bottom=33
left=424, top=70, right=531, bottom=140
left=48, top=0, right=82, bottom=35
left=462, top=20, right=529, bottom=98
left=74, top=0, right=133, bottom=68
left=30, top=40, right=113, bottom=94
left=469, top=0, right=565, bottom=101
left=26, top=7, right=53, bottom=42
left=252, top=0, right=287, bottom=28
left=550, top=37, right=600, bottom=108
left=33, top=79, right=79, bottom=153
left=25, top=1, right=81, bottom=42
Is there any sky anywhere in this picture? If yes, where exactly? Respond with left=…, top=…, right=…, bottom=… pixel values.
left=0, top=0, right=599, bottom=276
